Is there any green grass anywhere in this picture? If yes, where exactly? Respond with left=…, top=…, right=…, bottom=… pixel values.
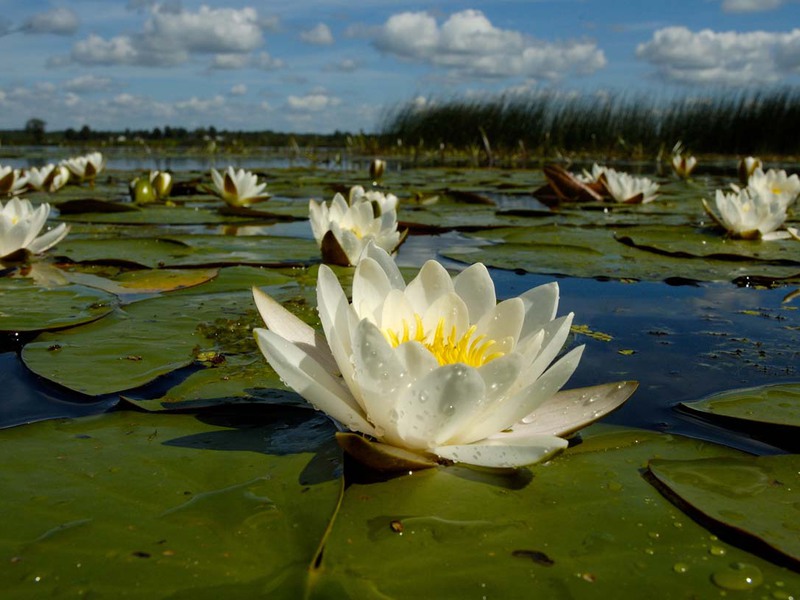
left=378, top=89, right=800, bottom=163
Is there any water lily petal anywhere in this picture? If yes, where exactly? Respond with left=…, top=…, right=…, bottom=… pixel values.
left=351, top=319, right=409, bottom=445
left=475, top=297, right=524, bottom=352
left=393, top=363, right=486, bottom=449
left=405, top=260, right=454, bottom=314
left=462, top=345, right=584, bottom=442
left=360, top=242, right=405, bottom=289
left=433, top=435, right=568, bottom=468
left=353, top=257, right=393, bottom=323
left=478, top=353, right=524, bottom=404
left=379, top=288, right=416, bottom=332
left=25, top=223, right=69, bottom=255
left=519, top=282, right=559, bottom=342
left=317, top=265, right=359, bottom=399
left=453, top=262, right=496, bottom=323
left=394, top=340, right=439, bottom=380
left=421, top=292, right=470, bottom=340
left=513, top=380, right=639, bottom=435
left=252, top=287, right=337, bottom=374
left=254, top=328, right=375, bottom=436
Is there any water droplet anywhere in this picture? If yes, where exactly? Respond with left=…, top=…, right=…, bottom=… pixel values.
left=711, top=562, right=763, bottom=591
left=648, top=531, right=660, bottom=540
left=442, top=403, right=456, bottom=416
left=418, top=391, right=429, bottom=403
left=606, top=481, right=623, bottom=492
left=672, top=562, right=689, bottom=574
left=771, top=590, right=794, bottom=600
left=709, top=545, right=726, bottom=557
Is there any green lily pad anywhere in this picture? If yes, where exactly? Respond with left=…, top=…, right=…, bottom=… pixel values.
left=0, top=279, right=117, bottom=333
left=648, top=455, right=800, bottom=569
left=58, top=205, right=253, bottom=225
left=442, top=225, right=800, bottom=283
left=617, top=225, right=800, bottom=263
left=55, top=235, right=319, bottom=269
left=0, top=410, right=342, bottom=597
left=65, top=267, right=220, bottom=296
left=681, top=383, right=800, bottom=452
left=312, top=426, right=799, bottom=598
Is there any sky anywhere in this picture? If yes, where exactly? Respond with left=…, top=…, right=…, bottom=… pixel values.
left=1, top=0, right=799, bottom=133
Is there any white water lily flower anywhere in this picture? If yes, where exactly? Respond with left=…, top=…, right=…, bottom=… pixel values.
left=671, top=153, right=697, bottom=179
left=0, top=197, right=70, bottom=260
left=26, top=164, right=69, bottom=193
left=746, top=168, right=800, bottom=211
left=702, top=188, right=788, bottom=240
left=601, top=167, right=660, bottom=204
left=0, top=165, right=30, bottom=196
left=309, top=187, right=407, bottom=266
left=576, top=163, right=607, bottom=184
left=210, top=166, right=270, bottom=206
left=738, top=156, right=762, bottom=184
left=149, top=170, right=173, bottom=200
left=253, top=244, right=636, bottom=470
left=62, top=152, right=105, bottom=183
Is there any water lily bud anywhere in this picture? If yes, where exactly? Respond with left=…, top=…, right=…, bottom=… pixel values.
left=149, top=170, right=173, bottom=200
left=738, top=156, right=762, bottom=185
left=369, top=158, right=386, bottom=182
left=131, top=178, right=156, bottom=204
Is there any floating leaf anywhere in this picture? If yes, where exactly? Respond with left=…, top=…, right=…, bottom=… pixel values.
left=0, top=279, right=116, bottom=333
left=312, top=426, right=797, bottom=597
left=648, top=455, right=800, bottom=569
left=0, top=410, right=342, bottom=597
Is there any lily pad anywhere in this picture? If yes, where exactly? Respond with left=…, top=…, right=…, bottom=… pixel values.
left=681, top=383, right=800, bottom=452
left=58, top=205, right=253, bottom=225
left=312, top=426, right=799, bottom=597
left=0, top=410, right=342, bottom=597
left=65, top=267, right=219, bottom=296
left=648, top=455, right=800, bottom=569
left=0, top=279, right=117, bottom=333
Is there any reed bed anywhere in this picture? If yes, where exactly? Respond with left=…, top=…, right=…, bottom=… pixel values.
left=379, top=89, right=800, bottom=163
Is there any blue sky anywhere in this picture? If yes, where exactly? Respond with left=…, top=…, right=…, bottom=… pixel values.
left=1, top=0, right=799, bottom=133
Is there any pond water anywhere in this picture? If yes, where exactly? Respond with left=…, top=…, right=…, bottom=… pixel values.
left=1, top=154, right=798, bottom=597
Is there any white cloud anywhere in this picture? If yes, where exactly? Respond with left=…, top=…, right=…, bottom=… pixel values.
left=287, top=92, right=341, bottom=112
left=211, top=53, right=249, bottom=70
left=23, top=7, right=79, bottom=35
left=68, top=4, right=264, bottom=68
left=636, top=26, right=800, bottom=85
left=254, top=51, right=284, bottom=70
left=373, top=9, right=605, bottom=81
left=329, top=58, right=358, bottom=72
left=721, top=0, right=784, bottom=12
left=63, top=75, right=115, bottom=93
left=301, top=23, right=334, bottom=45
left=230, top=84, right=247, bottom=96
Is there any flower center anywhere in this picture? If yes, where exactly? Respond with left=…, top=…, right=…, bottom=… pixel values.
left=383, top=315, right=503, bottom=368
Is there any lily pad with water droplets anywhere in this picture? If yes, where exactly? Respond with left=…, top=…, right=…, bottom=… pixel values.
left=0, top=410, right=342, bottom=597
left=648, top=455, right=800, bottom=569
left=311, top=426, right=799, bottom=598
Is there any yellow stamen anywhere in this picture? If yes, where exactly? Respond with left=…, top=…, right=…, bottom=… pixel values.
left=383, top=315, right=504, bottom=367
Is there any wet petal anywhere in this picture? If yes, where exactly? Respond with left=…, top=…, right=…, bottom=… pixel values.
left=518, top=282, right=559, bottom=342
left=434, top=435, right=568, bottom=468
left=405, top=260, right=454, bottom=314
left=453, top=262, right=495, bottom=323
left=254, top=329, right=375, bottom=436
left=353, top=257, right=393, bottom=323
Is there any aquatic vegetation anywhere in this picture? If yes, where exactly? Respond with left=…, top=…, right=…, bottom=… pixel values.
left=210, top=166, right=270, bottom=206
left=738, top=156, right=763, bottom=184
left=745, top=167, right=800, bottom=211
left=25, top=164, right=69, bottom=193
left=309, top=186, right=406, bottom=266
left=702, top=188, right=791, bottom=240
left=62, top=151, right=105, bottom=184
left=0, top=197, right=69, bottom=260
left=671, top=152, right=697, bottom=179
left=600, top=167, right=660, bottom=204
left=0, top=165, right=30, bottom=196
left=130, top=170, right=173, bottom=204
left=253, top=243, right=636, bottom=470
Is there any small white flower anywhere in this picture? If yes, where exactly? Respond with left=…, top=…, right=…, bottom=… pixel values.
left=746, top=168, right=800, bottom=211
left=0, top=197, right=70, bottom=260
left=702, top=188, right=788, bottom=240
left=601, top=167, right=660, bottom=204
left=671, top=153, right=697, bottom=179
left=253, top=244, right=636, bottom=470
left=62, top=152, right=105, bottom=183
left=576, top=163, right=607, bottom=184
left=738, top=156, right=762, bottom=184
left=0, top=165, right=30, bottom=196
left=210, top=166, right=270, bottom=207
left=309, top=187, right=406, bottom=266
left=25, top=164, right=69, bottom=193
